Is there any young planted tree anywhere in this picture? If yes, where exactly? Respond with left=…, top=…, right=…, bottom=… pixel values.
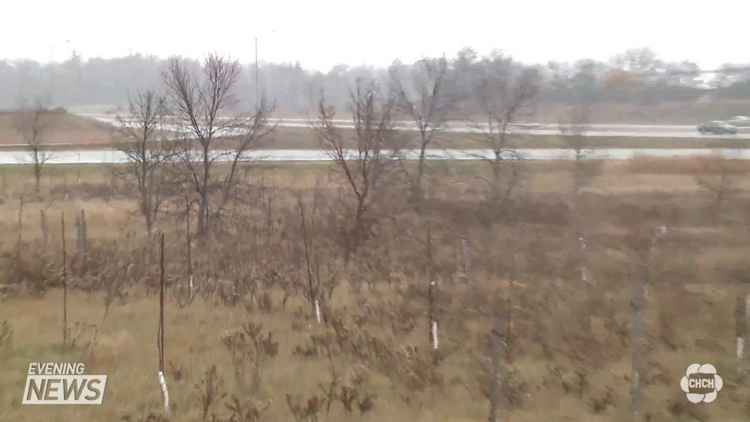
left=488, top=312, right=503, bottom=422
left=389, top=57, right=450, bottom=207
left=162, top=53, right=275, bottom=244
left=112, top=90, right=173, bottom=235
left=15, top=96, right=53, bottom=193
left=157, top=233, right=170, bottom=414
left=694, top=156, right=741, bottom=215
left=297, top=188, right=326, bottom=323
left=469, top=61, right=540, bottom=207
left=631, top=262, right=647, bottom=419
left=312, top=79, right=400, bottom=262
left=559, top=105, right=602, bottom=295
left=559, top=104, right=602, bottom=190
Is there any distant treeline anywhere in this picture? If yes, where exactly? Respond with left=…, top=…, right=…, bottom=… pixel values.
left=1, top=47, right=748, bottom=111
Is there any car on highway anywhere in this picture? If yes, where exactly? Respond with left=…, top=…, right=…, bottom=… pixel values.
left=697, top=120, right=738, bottom=135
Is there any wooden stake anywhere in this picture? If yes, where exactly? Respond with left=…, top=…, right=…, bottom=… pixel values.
left=157, top=232, right=169, bottom=413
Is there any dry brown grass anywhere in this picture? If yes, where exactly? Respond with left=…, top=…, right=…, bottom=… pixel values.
left=0, top=111, right=114, bottom=146
left=2, top=158, right=750, bottom=421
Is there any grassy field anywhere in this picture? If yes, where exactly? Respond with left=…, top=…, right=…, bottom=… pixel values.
left=2, top=157, right=750, bottom=421
left=0, top=111, right=114, bottom=146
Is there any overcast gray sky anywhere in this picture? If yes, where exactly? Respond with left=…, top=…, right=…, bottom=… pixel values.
left=0, top=0, right=746, bottom=71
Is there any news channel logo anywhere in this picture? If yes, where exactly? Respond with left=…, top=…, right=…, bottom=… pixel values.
left=22, top=362, right=107, bottom=405
left=680, top=363, right=723, bottom=403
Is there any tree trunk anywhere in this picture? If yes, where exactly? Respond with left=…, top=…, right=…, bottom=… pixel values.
left=736, top=292, right=747, bottom=376
left=34, top=166, right=41, bottom=193
left=631, top=263, right=647, bottom=420
left=488, top=313, right=502, bottom=422
left=145, top=212, right=154, bottom=236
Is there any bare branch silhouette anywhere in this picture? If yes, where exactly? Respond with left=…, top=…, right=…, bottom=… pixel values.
left=390, top=56, right=450, bottom=207
left=15, top=95, right=54, bottom=193
left=312, top=78, right=401, bottom=261
left=112, top=89, right=174, bottom=235
left=162, top=53, right=276, bottom=244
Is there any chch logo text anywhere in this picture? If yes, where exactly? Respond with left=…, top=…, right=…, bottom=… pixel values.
left=680, top=363, right=723, bottom=403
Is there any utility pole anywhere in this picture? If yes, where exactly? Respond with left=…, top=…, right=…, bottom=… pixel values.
left=254, top=29, right=275, bottom=110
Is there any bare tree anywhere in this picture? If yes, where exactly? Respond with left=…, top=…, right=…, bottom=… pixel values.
left=469, top=63, right=540, bottom=207
left=312, top=79, right=400, bottom=262
left=389, top=57, right=450, bottom=206
left=559, top=105, right=604, bottom=215
left=112, top=89, right=173, bottom=235
left=559, top=105, right=603, bottom=297
left=15, top=96, right=53, bottom=193
left=695, top=156, right=741, bottom=214
left=559, top=105, right=595, bottom=171
left=297, top=186, right=331, bottom=324
left=162, top=53, right=275, bottom=244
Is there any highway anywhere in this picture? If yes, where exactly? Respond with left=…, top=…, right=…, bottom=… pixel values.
left=4, top=147, right=750, bottom=165
left=78, top=114, right=750, bottom=140
left=1, top=114, right=744, bottom=164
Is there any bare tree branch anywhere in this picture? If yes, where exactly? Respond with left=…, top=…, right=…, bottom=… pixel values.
left=389, top=56, right=450, bottom=207
left=161, top=53, right=276, bottom=244
left=112, top=89, right=174, bottom=235
left=558, top=105, right=602, bottom=300
left=558, top=104, right=602, bottom=193
left=15, top=96, right=53, bottom=193
left=465, top=61, right=541, bottom=207
left=312, top=78, right=401, bottom=262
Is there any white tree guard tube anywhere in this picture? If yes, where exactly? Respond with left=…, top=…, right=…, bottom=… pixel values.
left=314, top=299, right=321, bottom=324
left=738, top=338, right=745, bottom=368
left=579, top=238, right=588, bottom=283
left=432, top=321, right=439, bottom=350
left=158, top=371, right=170, bottom=413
